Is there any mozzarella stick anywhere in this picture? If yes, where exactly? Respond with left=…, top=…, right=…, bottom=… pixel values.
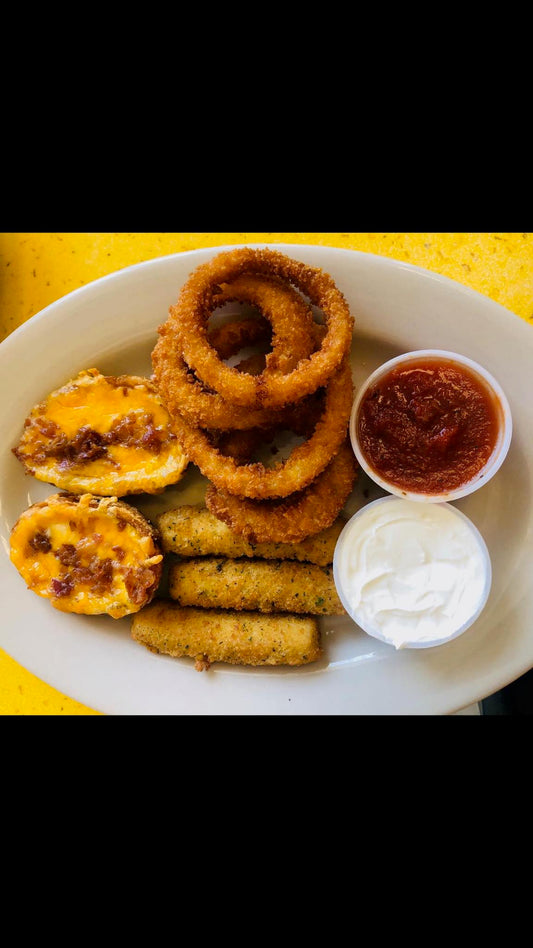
left=168, top=557, right=345, bottom=615
left=131, top=600, right=322, bottom=670
left=157, top=505, right=344, bottom=565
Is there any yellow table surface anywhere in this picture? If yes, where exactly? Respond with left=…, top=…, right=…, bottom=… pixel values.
left=1, top=232, right=532, bottom=715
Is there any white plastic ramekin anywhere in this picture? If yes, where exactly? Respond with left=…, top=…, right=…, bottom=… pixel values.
left=350, top=349, right=512, bottom=503
left=333, top=496, right=493, bottom=650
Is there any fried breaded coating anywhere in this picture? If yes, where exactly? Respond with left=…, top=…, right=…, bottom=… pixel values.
left=157, top=505, right=345, bottom=566
left=168, top=557, right=345, bottom=616
left=131, top=600, right=322, bottom=670
left=205, top=440, right=358, bottom=544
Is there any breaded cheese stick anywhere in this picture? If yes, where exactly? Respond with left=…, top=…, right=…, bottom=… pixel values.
left=157, top=505, right=344, bottom=566
left=131, top=600, right=322, bottom=670
left=168, top=557, right=345, bottom=615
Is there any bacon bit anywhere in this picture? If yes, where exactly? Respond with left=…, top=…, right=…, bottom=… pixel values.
left=91, top=558, right=114, bottom=594
left=194, top=653, right=211, bottom=672
left=72, top=428, right=108, bottom=462
left=35, top=417, right=61, bottom=438
left=54, top=543, right=78, bottom=567
left=107, top=414, right=137, bottom=444
left=30, top=427, right=107, bottom=468
left=107, top=412, right=165, bottom=454
left=51, top=543, right=116, bottom=594
left=124, top=567, right=157, bottom=605
left=28, top=530, right=52, bottom=553
left=69, top=565, right=93, bottom=585
left=112, top=545, right=126, bottom=561
left=51, top=576, right=74, bottom=598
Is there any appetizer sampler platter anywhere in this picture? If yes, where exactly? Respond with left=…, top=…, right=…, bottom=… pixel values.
left=1, top=244, right=532, bottom=715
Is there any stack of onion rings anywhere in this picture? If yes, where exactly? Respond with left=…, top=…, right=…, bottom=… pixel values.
left=152, top=247, right=358, bottom=542
left=153, top=271, right=318, bottom=431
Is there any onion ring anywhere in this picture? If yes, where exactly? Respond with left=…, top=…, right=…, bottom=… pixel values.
left=153, top=271, right=318, bottom=431
left=166, top=353, right=354, bottom=500
left=207, top=315, right=272, bottom=361
left=154, top=247, right=354, bottom=410
left=205, top=441, right=358, bottom=544
left=213, top=273, right=317, bottom=377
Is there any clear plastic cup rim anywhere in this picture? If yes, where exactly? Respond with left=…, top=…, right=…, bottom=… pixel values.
left=332, top=496, right=493, bottom=649
left=349, top=349, right=513, bottom=503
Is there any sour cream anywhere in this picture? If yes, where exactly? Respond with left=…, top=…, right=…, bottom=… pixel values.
left=333, top=497, right=491, bottom=649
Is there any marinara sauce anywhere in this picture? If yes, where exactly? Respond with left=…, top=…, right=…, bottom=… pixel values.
left=357, top=358, right=502, bottom=494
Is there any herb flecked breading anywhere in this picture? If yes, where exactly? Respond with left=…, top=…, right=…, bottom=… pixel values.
left=131, top=602, right=322, bottom=670
left=168, top=556, right=345, bottom=615
left=157, top=505, right=345, bottom=565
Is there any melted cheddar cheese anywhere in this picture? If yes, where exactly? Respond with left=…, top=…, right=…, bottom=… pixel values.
left=10, top=493, right=163, bottom=618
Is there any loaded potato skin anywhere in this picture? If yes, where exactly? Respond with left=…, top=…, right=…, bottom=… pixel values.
left=13, top=369, right=188, bottom=496
left=10, top=493, right=163, bottom=619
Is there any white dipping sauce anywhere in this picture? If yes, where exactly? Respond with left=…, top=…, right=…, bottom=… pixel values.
left=333, top=498, right=491, bottom=649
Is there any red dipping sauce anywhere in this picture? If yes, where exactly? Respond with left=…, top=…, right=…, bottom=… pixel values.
left=356, top=357, right=503, bottom=495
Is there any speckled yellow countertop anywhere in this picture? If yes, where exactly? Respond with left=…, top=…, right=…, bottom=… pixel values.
left=1, top=232, right=532, bottom=714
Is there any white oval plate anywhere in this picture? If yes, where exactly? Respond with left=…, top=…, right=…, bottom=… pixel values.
left=1, top=244, right=532, bottom=715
